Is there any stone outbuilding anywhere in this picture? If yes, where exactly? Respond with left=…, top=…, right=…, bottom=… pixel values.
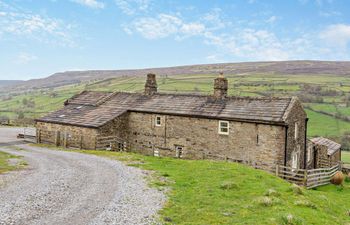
left=308, top=137, right=341, bottom=168
left=36, top=74, right=308, bottom=172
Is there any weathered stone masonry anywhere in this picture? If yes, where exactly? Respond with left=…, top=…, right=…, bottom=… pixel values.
left=36, top=121, right=98, bottom=149
left=126, top=112, right=286, bottom=171
left=36, top=74, right=308, bottom=172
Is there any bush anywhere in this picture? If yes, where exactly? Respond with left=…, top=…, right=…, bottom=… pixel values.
left=281, top=214, right=303, bottom=225
left=265, top=188, right=280, bottom=197
left=294, top=200, right=317, bottom=209
left=289, top=184, right=304, bottom=195
left=257, top=197, right=273, bottom=207
left=345, top=174, right=350, bottom=183
left=219, top=181, right=238, bottom=190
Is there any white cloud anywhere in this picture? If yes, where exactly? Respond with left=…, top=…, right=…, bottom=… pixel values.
left=115, top=0, right=150, bottom=15
left=72, top=0, right=105, bottom=9
left=266, top=16, right=277, bottom=24
left=180, top=23, right=206, bottom=36
left=125, top=12, right=291, bottom=60
left=15, top=52, right=38, bottom=64
left=0, top=4, right=74, bottom=46
left=0, top=12, right=73, bottom=45
left=122, top=6, right=350, bottom=61
left=204, top=29, right=289, bottom=61
left=202, top=8, right=227, bottom=30
left=126, top=14, right=206, bottom=40
left=319, top=10, right=341, bottom=17
left=320, top=24, right=350, bottom=48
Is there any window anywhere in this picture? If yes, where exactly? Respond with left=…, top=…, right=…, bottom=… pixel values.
left=175, top=145, right=183, bottom=158
left=307, top=146, right=312, bottom=162
left=218, top=121, right=229, bottom=135
left=291, top=152, right=298, bottom=170
left=294, top=122, right=298, bottom=140
left=153, top=149, right=159, bottom=157
left=155, top=116, right=161, bottom=126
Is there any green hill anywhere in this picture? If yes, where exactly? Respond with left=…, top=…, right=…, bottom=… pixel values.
left=2, top=72, right=350, bottom=146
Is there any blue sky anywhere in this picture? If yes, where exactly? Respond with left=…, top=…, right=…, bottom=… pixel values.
left=0, top=0, right=349, bottom=80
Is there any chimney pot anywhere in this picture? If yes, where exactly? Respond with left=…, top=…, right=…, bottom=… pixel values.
left=213, top=75, right=228, bottom=99
left=144, top=73, right=157, bottom=95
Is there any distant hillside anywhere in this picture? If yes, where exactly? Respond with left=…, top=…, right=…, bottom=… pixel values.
left=0, top=80, right=22, bottom=88
left=3, top=60, right=350, bottom=93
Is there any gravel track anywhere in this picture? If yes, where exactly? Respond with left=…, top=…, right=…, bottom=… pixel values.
left=0, top=128, right=165, bottom=225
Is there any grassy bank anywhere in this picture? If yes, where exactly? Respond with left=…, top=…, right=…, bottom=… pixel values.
left=63, top=149, right=350, bottom=225
left=0, top=151, right=26, bottom=174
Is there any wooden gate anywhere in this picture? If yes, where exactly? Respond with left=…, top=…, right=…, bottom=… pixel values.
left=275, top=164, right=340, bottom=189
left=95, top=136, right=127, bottom=151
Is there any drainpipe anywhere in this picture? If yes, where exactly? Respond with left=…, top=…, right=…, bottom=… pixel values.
left=284, top=125, right=289, bottom=167
left=303, top=118, right=309, bottom=169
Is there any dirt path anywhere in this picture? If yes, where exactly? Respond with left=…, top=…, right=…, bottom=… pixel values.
left=0, top=128, right=165, bottom=225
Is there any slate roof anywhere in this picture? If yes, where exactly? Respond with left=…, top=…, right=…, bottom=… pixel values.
left=310, top=137, right=341, bottom=155
left=36, top=91, right=294, bottom=128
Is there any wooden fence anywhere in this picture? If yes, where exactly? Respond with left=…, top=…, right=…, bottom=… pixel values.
left=95, top=136, right=127, bottom=151
left=17, top=133, right=36, bottom=143
left=276, top=164, right=340, bottom=189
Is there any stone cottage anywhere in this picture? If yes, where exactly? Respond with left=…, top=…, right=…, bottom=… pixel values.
left=36, top=74, right=308, bottom=172
left=306, top=137, right=341, bottom=169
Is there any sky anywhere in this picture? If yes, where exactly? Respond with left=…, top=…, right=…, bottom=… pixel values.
left=0, top=0, right=349, bottom=80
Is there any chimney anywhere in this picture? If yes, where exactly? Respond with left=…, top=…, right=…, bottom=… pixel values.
left=144, top=73, right=157, bottom=95
left=213, top=72, right=228, bottom=99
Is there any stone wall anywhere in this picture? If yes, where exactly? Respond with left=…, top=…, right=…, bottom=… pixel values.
left=330, top=150, right=341, bottom=166
left=314, top=144, right=329, bottom=168
left=99, top=113, right=129, bottom=139
left=36, top=97, right=308, bottom=172
left=126, top=112, right=286, bottom=171
left=283, top=97, right=307, bottom=169
left=36, top=122, right=98, bottom=149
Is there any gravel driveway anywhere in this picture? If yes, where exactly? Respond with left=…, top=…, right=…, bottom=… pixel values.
left=0, top=127, right=165, bottom=225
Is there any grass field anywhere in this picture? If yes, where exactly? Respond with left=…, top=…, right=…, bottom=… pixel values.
left=3, top=73, right=350, bottom=142
left=342, top=151, right=350, bottom=164
left=63, top=149, right=350, bottom=225
left=0, top=151, right=26, bottom=174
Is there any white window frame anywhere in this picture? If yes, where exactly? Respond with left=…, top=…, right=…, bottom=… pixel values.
left=218, top=120, right=229, bottom=135
left=294, top=122, right=298, bottom=140
left=307, top=146, right=312, bottom=162
left=155, top=116, right=161, bottom=127
left=175, top=145, right=183, bottom=158
left=291, top=151, right=298, bottom=171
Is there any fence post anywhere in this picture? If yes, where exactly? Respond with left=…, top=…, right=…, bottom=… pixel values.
left=55, top=131, right=60, bottom=146
left=79, top=135, right=83, bottom=149
left=36, top=129, right=41, bottom=143
left=303, top=170, right=308, bottom=187
left=64, top=132, right=68, bottom=148
left=275, top=165, right=279, bottom=176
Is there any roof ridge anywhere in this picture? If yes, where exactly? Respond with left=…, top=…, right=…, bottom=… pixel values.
left=67, top=90, right=293, bottom=102
left=95, top=91, right=119, bottom=106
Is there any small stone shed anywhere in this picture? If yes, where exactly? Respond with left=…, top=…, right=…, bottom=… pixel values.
left=36, top=74, right=308, bottom=172
left=307, top=137, right=341, bottom=168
